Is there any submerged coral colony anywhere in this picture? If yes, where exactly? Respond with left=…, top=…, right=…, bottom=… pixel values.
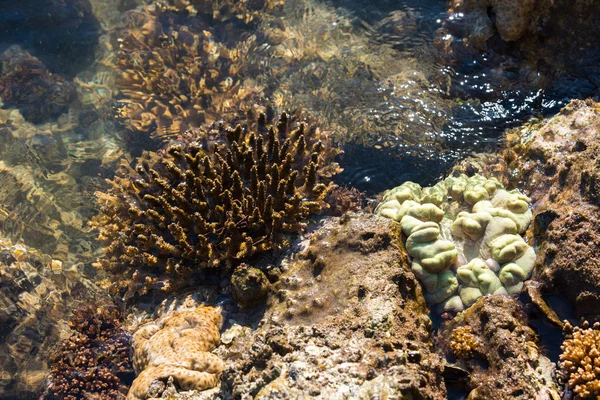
left=2, top=0, right=600, bottom=399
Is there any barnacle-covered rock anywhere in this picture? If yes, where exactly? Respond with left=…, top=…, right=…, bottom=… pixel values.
left=218, top=213, right=446, bottom=398
left=111, top=3, right=265, bottom=138
left=128, top=305, right=224, bottom=400
left=376, top=174, right=534, bottom=312
left=92, top=111, right=341, bottom=296
left=0, top=46, right=76, bottom=124
left=46, top=303, right=134, bottom=400
left=559, top=320, right=600, bottom=399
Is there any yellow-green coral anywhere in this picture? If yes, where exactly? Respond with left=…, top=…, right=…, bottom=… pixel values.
left=376, top=174, right=534, bottom=312
left=128, top=305, right=224, bottom=400
left=559, top=320, right=600, bottom=399
left=92, top=112, right=340, bottom=296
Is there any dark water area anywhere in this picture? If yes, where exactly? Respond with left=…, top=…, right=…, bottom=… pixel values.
left=0, top=0, right=100, bottom=76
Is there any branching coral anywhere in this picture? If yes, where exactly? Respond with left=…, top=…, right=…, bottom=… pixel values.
left=128, top=305, right=224, bottom=400
left=0, top=46, right=76, bottom=124
left=449, top=326, right=482, bottom=359
left=46, top=304, right=133, bottom=400
left=111, top=2, right=268, bottom=137
left=156, top=0, right=284, bottom=23
left=92, top=112, right=340, bottom=296
left=376, top=174, right=534, bottom=312
left=559, top=320, right=600, bottom=399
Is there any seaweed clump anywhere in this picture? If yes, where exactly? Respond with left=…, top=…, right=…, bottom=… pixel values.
left=45, top=304, right=133, bottom=400
left=92, top=112, right=341, bottom=296
left=559, top=320, right=600, bottom=399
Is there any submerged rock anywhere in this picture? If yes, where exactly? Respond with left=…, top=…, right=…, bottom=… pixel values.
left=501, top=99, right=600, bottom=322
left=438, top=295, right=560, bottom=400
left=217, top=212, right=446, bottom=399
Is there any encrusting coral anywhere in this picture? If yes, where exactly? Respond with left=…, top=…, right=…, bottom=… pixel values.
left=127, top=305, right=224, bottom=400
left=376, top=174, right=535, bottom=312
left=46, top=304, right=133, bottom=400
left=92, top=111, right=340, bottom=296
left=559, top=320, right=600, bottom=399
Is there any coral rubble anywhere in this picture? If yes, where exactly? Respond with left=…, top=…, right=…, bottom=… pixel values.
left=46, top=304, right=133, bottom=400
left=128, top=305, right=224, bottom=400
left=0, top=46, right=76, bottom=124
left=376, top=173, right=535, bottom=312
left=218, top=213, right=446, bottom=399
left=92, top=111, right=340, bottom=296
left=438, top=296, right=559, bottom=399
left=559, top=320, right=600, bottom=399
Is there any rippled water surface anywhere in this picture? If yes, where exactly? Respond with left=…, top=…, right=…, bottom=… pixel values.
left=0, top=0, right=597, bottom=398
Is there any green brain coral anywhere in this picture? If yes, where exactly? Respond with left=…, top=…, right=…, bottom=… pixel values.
left=376, top=174, right=534, bottom=312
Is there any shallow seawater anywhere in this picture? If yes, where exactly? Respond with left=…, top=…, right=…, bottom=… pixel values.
left=0, top=0, right=597, bottom=398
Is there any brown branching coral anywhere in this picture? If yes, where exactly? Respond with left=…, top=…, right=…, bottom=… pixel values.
left=111, top=2, right=268, bottom=138
left=156, top=0, right=284, bottom=23
left=449, top=326, right=482, bottom=359
left=0, top=46, right=76, bottom=124
left=559, top=320, right=600, bottom=399
left=92, top=111, right=341, bottom=296
left=46, top=304, right=134, bottom=400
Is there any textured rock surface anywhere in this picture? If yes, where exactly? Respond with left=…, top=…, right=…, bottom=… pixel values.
left=216, top=213, right=446, bottom=399
left=449, top=0, right=536, bottom=42
left=501, top=99, right=600, bottom=321
left=438, top=295, right=560, bottom=399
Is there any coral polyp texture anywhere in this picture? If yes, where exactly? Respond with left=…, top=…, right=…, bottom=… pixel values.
left=128, top=305, right=224, bottom=400
left=92, top=112, right=340, bottom=295
left=46, top=304, right=133, bottom=400
left=559, top=320, right=600, bottom=399
left=376, top=174, right=535, bottom=312
left=111, top=1, right=271, bottom=137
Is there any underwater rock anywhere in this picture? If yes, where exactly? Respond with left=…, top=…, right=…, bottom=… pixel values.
left=448, top=0, right=535, bottom=43
left=438, top=295, right=560, bottom=399
left=92, top=110, right=340, bottom=297
left=376, top=174, right=534, bottom=312
left=0, top=236, right=101, bottom=399
left=441, top=0, right=600, bottom=94
left=0, top=47, right=76, bottom=124
left=128, top=305, right=224, bottom=400
left=0, top=0, right=100, bottom=77
left=559, top=320, right=600, bottom=399
left=501, top=99, right=600, bottom=321
left=45, top=303, right=133, bottom=399
left=217, top=213, right=446, bottom=399
left=230, top=264, right=270, bottom=309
